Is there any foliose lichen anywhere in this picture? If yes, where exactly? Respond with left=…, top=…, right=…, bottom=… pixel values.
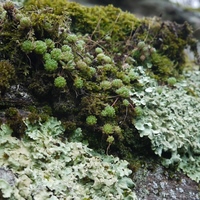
left=131, top=66, right=200, bottom=182
left=0, top=117, right=137, bottom=199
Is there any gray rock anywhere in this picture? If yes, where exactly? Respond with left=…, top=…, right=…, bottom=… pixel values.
left=132, top=160, right=200, bottom=200
left=0, top=167, right=16, bottom=187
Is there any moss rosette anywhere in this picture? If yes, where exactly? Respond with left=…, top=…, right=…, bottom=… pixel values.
left=54, top=76, right=67, bottom=88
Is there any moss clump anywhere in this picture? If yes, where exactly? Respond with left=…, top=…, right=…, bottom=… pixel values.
left=21, top=40, right=35, bottom=53
left=101, top=105, right=116, bottom=118
left=167, top=77, right=177, bottom=86
left=150, top=52, right=175, bottom=80
left=4, top=107, right=25, bottom=138
left=0, top=60, right=15, bottom=95
left=24, top=0, right=141, bottom=41
left=86, top=115, right=97, bottom=126
left=54, top=76, right=67, bottom=88
left=34, top=40, right=47, bottom=55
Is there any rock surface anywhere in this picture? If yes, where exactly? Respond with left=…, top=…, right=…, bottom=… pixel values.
left=132, top=159, right=200, bottom=200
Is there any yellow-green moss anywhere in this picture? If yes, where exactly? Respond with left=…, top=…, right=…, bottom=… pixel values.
left=150, top=53, right=176, bottom=79
left=2, top=0, right=197, bottom=79
left=25, top=0, right=141, bottom=41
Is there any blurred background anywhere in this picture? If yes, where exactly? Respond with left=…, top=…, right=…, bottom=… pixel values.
left=69, top=0, right=200, bottom=8
left=170, top=0, right=200, bottom=8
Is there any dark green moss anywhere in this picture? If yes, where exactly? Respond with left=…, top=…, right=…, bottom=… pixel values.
left=0, top=60, right=15, bottom=95
left=25, top=105, right=52, bottom=125
left=5, top=107, right=25, bottom=138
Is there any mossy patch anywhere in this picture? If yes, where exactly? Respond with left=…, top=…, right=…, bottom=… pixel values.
left=0, top=0, right=198, bottom=162
left=0, top=60, right=16, bottom=95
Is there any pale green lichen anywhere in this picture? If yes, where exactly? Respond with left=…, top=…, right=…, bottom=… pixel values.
left=0, top=117, right=137, bottom=199
left=131, top=66, right=200, bottom=182
left=0, top=179, right=13, bottom=198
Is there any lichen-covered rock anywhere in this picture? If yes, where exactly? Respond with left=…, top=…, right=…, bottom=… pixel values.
left=132, top=66, right=200, bottom=182
left=0, top=0, right=200, bottom=194
left=0, top=117, right=136, bottom=199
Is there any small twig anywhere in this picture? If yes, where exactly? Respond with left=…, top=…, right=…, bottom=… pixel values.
left=111, top=97, right=119, bottom=107
left=106, top=143, right=111, bottom=155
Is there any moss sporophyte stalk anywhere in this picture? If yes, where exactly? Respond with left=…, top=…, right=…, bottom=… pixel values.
left=0, top=0, right=199, bottom=190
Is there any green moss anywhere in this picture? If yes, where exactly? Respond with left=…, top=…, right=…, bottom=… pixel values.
left=21, top=40, right=35, bottom=53
left=150, top=52, right=175, bottom=80
left=86, top=115, right=97, bottom=126
left=54, top=76, right=67, bottom=88
left=34, top=40, right=47, bottom=55
left=25, top=0, right=141, bottom=41
left=0, top=60, right=15, bottom=95
left=1, top=1, right=197, bottom=80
